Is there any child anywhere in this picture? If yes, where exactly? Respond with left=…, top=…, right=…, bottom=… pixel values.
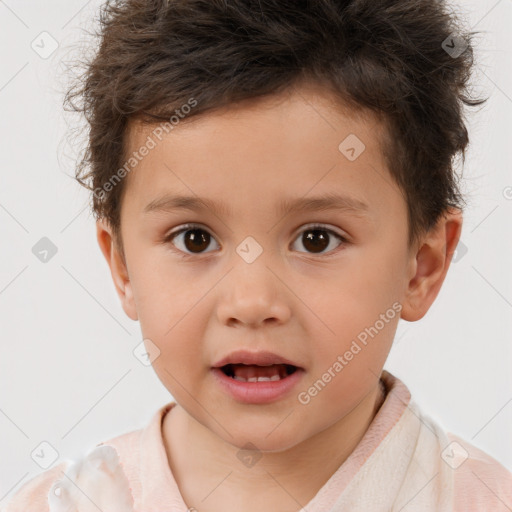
left=3, top=0, right=511, bottom=510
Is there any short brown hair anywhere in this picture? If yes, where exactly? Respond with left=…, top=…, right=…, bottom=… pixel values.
left=64, top=0, right=487, bottom=256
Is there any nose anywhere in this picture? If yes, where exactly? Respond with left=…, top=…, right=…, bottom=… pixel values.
left=216, top=257, right=291, bottom=328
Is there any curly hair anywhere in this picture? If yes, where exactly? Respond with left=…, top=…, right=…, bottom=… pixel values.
left=63, top=0, right=487, bottom=258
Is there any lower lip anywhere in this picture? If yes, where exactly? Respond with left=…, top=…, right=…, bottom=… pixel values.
left=211, top=367, right=304, bottom=404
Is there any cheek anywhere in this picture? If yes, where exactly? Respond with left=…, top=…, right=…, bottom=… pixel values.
left=342, top=232, right=408, bottom=307
left=148, top=315, right=207, bottom=399
left=128, top=256, right=197, bottom=326
left=302, top=262, right=395, bottom=331
left=129, top=278, right=210, bottom=379
left=300, top=262, right=400, bottom=374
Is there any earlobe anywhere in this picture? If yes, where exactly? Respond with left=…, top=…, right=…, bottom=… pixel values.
left=96, top=219, right=138, bottom=321
left=400, top=209, right=463, bottom=321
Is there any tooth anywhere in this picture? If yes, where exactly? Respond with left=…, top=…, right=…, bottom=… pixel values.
left=256, top=377, right=271, bottom=382
left=270, top=375, right=280, bottom=381
left=247, top=377, right=258, bottom=382
left=233, top=376, right=247, bottom=382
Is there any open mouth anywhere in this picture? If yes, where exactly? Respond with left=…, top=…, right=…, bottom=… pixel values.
left=220, top=363, right=298, bottom=382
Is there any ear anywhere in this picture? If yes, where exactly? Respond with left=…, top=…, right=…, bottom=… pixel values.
left=96, top=219, right=138, bottom=321
left=401, top=208, right=463, bottom=321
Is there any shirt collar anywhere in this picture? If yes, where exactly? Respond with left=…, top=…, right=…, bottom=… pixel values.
left=136, top=369, right=411, bottom=511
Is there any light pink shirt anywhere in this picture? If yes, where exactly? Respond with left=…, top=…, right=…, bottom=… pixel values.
left=3, top=370, right=511, bottom=511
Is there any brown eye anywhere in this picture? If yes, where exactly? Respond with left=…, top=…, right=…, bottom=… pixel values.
left=166, top=225, right=220, bottom=255
left=302, top=229, right=329, bottom=253
left=291, top=225, right=346, bottom=255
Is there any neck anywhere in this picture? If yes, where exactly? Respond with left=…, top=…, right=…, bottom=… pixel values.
left=163, top=379, right=386, bottom=512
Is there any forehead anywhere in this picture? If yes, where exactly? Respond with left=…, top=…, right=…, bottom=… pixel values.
left=120, top=83, right=401, bottom=222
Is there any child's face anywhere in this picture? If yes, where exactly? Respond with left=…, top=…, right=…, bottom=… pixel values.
left=99, top=83, right=422, bottom=450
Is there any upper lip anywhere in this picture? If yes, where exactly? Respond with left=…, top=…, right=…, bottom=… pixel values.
left=212, top=349, right=302, bottom=369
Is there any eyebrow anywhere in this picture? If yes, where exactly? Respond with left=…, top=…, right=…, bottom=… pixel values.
left=143, top=192, right=370, bottom=218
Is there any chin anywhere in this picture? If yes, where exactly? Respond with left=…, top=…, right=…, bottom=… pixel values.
left=218, top=420, right=309, bottom=454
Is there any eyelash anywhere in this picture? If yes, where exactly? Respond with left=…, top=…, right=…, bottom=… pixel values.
left=163, top=223, right=349, bottom=259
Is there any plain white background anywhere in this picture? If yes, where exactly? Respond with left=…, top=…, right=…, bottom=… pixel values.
left=0, top=0, right=511, bottom=504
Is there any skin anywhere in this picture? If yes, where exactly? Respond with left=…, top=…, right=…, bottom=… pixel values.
left=96, top=82, right=462, bottom=511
